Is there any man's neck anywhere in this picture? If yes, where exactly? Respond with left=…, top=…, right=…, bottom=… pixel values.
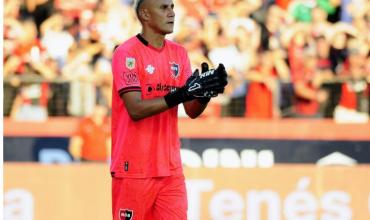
left=140, top=29, right=166, bottom=48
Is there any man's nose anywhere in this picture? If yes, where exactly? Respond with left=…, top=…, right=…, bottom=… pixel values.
left=168, top=8, right=175, bottom=17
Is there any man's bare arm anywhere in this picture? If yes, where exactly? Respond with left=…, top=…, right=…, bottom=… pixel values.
left=121, top=91, right=169, bottom=121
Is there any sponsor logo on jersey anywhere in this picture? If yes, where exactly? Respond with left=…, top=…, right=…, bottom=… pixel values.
left=145, top=83, right=179, bottom=96
left=126, top=57, right=136, bottom=70
left=146, top=84, right=154, bottom=93
left=156, top=83, right=178, bottom=92
left=119, top=209, right=133, bottom=220
left=169, top=62, right=180, bottom=79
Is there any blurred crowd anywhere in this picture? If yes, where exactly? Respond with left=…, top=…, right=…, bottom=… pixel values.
left=3, top=0, right=370, bottom=122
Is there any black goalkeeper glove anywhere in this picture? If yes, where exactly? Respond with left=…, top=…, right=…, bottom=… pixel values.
left=164, top=63, right=228, bottom=108
left=197, top=62, right=228, bottom=103
left=197, top=63, right=212, bottom=104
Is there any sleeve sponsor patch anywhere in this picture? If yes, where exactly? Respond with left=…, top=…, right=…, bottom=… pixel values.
left=121, top=71, right=139, bottom=86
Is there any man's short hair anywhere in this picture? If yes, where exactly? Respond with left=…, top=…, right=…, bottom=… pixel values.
left=135, top=0, right=145, bottom=15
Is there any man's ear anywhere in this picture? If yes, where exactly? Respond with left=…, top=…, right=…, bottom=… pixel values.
left=138, top=8, right=150, bottom=22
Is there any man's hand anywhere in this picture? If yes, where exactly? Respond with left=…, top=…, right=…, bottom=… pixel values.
left=164, top=63, right=228, bottom=108
left=185, top=63, right=228, bottom=98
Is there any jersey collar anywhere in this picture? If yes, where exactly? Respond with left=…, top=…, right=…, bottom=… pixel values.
left=136, top=34, right=165, bottom=52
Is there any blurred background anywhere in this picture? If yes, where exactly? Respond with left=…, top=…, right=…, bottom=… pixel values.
left=3, top=0, right=370, bottom=219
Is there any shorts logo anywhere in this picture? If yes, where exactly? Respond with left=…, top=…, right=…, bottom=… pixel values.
left=122, top=71, right=139, bottom=85
left=126, top=57, right=136, bottom=70
left=170, top=62, right=180, bottom=79
left=119, top=209, right=133, bottom=220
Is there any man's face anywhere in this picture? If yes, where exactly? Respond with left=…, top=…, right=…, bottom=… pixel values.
left=144, top=0, right=175, bottom=35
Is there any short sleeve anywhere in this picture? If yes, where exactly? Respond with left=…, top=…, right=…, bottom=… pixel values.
left=111, top=48, right=141, bottom=96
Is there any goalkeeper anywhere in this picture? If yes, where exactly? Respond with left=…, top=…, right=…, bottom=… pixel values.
left=110, top=0, right=227, bottom=219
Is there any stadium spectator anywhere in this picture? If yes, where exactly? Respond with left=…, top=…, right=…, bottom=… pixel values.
left=68, top=104, right=111, bottom=162
left=40, top=13, right=74, bottom=69
left=4, top=18, right=57, bottom=120
left=9, top=82, right=50, bottom=121
left=285, top=23, right=310, bottom=76
left=291, top=46, right=329, bottom=117
left=314, top=35, right=333, bottom=72
left=4, top=18, right=54, bottom=79
left=93, top=45, right=114, bottom=108
left=3, top=0, right=370, bottom=119
left=21, top=0, right=55, bottom=36
left=54, top=0, right=98, bottom=19
left=175, top=17, right=211, bottom=68
left=245, top=51, right=277, bottom=118
left=245, top=50, right=290, bottom=118
left=177, top=0, right=209, bottom=19
left=334, top=37, right=369, bottom=119
left=311, top=6, right=331, bottom=38
left=328, top=22, right=355, bottom=75
left=62, top=48, right=97, bottom=116
left=260, top=4, right=288, bottom=51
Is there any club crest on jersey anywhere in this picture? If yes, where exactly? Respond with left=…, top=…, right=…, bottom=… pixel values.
left=170, top=62, right=180, bottom=79
left=126, top=57, right=136, bottom=70
left=119, top=209, right=133, bottom=220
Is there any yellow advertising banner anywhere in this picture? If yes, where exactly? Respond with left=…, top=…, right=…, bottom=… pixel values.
left=184, top=166, right=370, bottom=220
left=4, top=163, right=370, bottom=220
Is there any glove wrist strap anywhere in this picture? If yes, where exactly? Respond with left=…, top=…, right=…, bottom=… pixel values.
left=164, top=87, right=193, bottom=108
